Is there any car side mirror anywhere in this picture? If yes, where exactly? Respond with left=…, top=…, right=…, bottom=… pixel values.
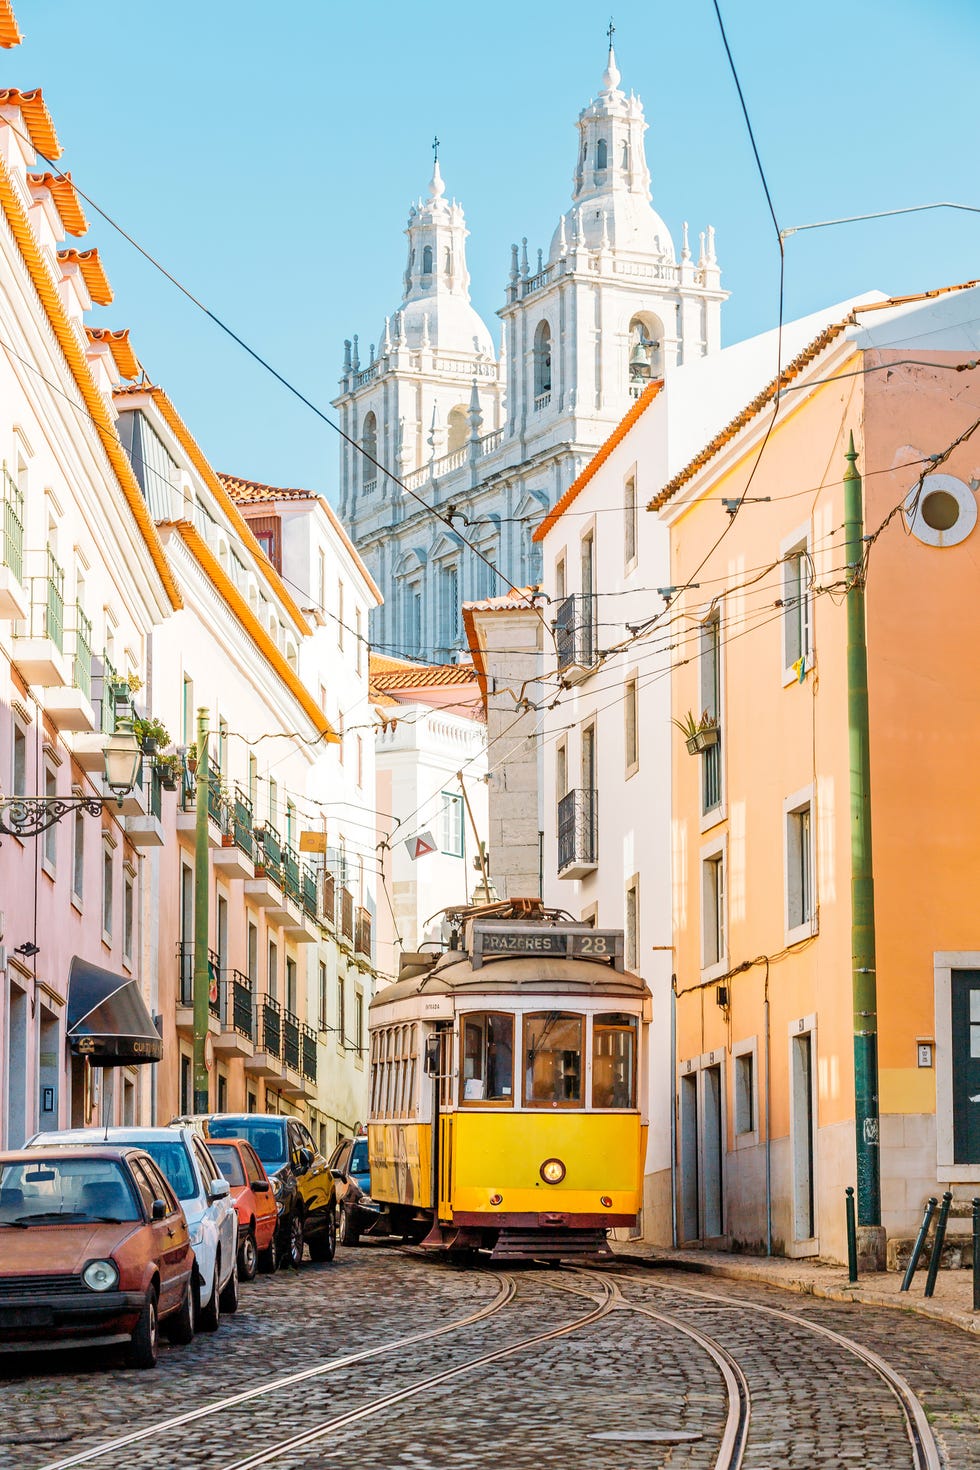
left=298, top=1147, right=314, bottom=1171
left=151, top=1199, right=167, bottom=1221
left=208, top=1177, right=230, bottom=1202
left=330, top=1168, right=344, bottom=1181
left=252, top=1180, right=270, bottom=1193
left=424, top=1034, right=441, bottom=1076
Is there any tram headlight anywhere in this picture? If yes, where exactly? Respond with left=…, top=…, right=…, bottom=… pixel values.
left=539, top=1158, right=566, bottom=1185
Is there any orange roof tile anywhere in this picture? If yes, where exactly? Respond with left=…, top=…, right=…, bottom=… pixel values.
left=369, top=662, right=479, bottom=690
left=0, top=2, right=22, bottom=47
left=86, top=327, right=140, bottom=382
left=0, top=88, right=60, bottom=159
left=170, top=521, right=337, bottom=742
left=28, top=170, right=88, bottom=237
left=0, top=152, right=180, bottom=610
left=532, top=380, right=662, bottom=543
left=222, top=472, right=383, bottom=606
left=114, top=388, right=315, bottom=637
left=57, top=246, right=112, bottom=305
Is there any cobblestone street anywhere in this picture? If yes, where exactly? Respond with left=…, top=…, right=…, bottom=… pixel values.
left=1, top=1246, right=979, bottom=1470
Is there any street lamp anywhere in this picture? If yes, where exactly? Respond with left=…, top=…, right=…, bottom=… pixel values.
left=0, top=728, right=142, bottom=841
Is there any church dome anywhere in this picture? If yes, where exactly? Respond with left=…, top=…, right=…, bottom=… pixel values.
left=391, top=295, right=495, bottom=359
left=549, top=193, right=675, bottom=263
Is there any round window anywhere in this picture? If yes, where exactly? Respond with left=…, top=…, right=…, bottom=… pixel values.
left=905, top=474, right=977, bottom=548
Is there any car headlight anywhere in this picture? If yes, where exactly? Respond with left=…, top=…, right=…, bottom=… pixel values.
left=540, top=1158, right=566, bottom=1185
left=188, top=1222, right=205, bottom=1247
left=82, top=1259, right=119, bottom=1292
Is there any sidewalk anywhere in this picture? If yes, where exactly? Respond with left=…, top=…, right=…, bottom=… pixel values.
left=609, top=1240, right=980, bottom=1337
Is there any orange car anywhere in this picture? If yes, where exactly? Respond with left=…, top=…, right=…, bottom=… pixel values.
left=205, top=1138, right=278, bottom=1278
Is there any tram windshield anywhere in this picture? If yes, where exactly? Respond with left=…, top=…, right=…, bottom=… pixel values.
left=592, top=1013, right=638, bottom=1108
left=460, top=1012, right=514, bottom=1104
left=524, top=1012, right=583, bottom=1106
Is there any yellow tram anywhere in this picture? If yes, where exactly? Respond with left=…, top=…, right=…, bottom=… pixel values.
left=367, top=900, right=651, bottom=1259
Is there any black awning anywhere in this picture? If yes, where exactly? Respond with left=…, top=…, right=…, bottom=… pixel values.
left=67, top=956, right=163, bottom=1066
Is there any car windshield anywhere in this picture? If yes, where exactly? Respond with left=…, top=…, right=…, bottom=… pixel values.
left=135, top=1140, right=198, bottom=1201
left=206, top=1144, right=245, bottom=1186
left=351, top=1140, right=369, bottom=1173
left=208, top=1119, right=287, bottom=1168
left=0, top=1158, right=139, bottom=1225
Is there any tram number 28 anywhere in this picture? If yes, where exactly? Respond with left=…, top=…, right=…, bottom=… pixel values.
left=574, top=934, right=610, bottom=955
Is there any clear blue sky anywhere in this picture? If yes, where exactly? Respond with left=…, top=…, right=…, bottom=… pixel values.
left=13, top=1, right=980, bottom=501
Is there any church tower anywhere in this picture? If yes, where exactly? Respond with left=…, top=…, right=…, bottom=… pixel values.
left=337, top=39, right=727, bottom=663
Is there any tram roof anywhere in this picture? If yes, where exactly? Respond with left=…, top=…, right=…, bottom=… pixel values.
left=370, top=952, right=650, bottom=1012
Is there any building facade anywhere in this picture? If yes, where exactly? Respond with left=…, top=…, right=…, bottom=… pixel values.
left=335, top=42, right=725, bottom=662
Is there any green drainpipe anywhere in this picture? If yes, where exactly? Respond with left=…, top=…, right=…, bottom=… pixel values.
left=193, top=708, right=211, bottom=1115
left=844, top=433, right=881, bottom=1227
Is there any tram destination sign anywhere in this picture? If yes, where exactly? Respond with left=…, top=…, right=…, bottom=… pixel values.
left=470, top=922, right=624, bottom=971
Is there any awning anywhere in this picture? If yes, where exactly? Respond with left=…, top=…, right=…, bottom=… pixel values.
left=67, top=956, right=162, bottom=1066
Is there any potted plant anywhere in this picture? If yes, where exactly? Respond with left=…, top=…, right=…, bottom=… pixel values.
left=182, top=742, right=198, bottom=775
left=132, top=714, right=171, bottom=756
left=672, top=709, right=719, bottom=756
left=156, top=753, right=181, bottom=791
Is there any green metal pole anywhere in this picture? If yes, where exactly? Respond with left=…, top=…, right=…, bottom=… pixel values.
left=844, top=433, right=881, bottom=1227
left=193, top=708, right=211, bottom=1114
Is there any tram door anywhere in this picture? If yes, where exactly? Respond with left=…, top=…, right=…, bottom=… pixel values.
left=436, top=1028, right=454, bottom=1220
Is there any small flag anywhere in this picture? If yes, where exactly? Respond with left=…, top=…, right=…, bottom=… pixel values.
left=407, top=831, right=437, bottom=860
left=791, top=654, right=807, bottom=684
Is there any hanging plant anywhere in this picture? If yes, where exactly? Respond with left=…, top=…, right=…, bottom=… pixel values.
left=672, top=709, right=719, bottom=756
left=132, top=714, right=171, bottom=756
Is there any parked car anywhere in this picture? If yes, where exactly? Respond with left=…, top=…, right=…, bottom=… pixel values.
left=327, top=1134, right=381, bottom=1246
left=28, top=1126, right=239, bottom=1330
left=203, top=1115, right=337, bottom=1267
left=205, top=1137, right=278, bottom=1279
left=0, top=1146, right=195, bottom=1369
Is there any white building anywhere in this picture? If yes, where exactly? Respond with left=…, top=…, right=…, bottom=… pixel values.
left=336, top=41, right=725, bottom=661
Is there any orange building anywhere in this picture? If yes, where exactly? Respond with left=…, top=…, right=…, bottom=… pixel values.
left=661, top=282, right=980, bottom=1263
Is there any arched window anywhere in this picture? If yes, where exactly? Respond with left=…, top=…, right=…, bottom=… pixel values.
left=596, top=138, right=608, bottom=170
left=444, top=246, right=453, bottom=275
left=447, top=404, right=469, bottom=454
left=533, top=320, right=552, bottom=399
left=362, top=411, right=377, bottom=462
left=628, top=314, right=664, bottom=393
left=422, top=244, right=433, bottom=275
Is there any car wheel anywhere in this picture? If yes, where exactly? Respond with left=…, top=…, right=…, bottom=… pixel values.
left=257, top=1228, right=279, bottom=1274
left=219, top=1257, right=239, bottom=1314
left=165, top=1281, right=195, bottom=1345
left=238, top=1228, right=258, bottom=1282
left=339, top=1203, right=361, bottom=1248
left=284, top=1210, right=304, bottom=1269
left=309, top=1209, right=337, bottom=1262
left=199, top=1259, right=221, bottom=1333
left=126, top=1287, right=159, bottom=1370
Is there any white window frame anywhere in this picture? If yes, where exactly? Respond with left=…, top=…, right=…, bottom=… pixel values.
left=933, top=951, right=980, bottom=1180
left=624, top=674, right=639, bottom=780
left=625, top=874, right=640, bottom=972
left=440, top=792, right=463, bottom=857
left=781, top=524, right=814, bottom=685
left=71, top=793, right=85, bottom=911
left=102, top=834, right=115, bottom=944
left=42, top=762, right=58, bottom=876
left=732, top=1035, right=759, bottom=1148
left=624, top=464, right=638, bottom=572
left=698, top=603, right=725, bottom=832
left=700, top=834, right=728, bottom=980
left=122, top=864, right=136, bottom=969
left=11, top=715, right=28, bottom=799
left=784, top=784, right=817, bottom=944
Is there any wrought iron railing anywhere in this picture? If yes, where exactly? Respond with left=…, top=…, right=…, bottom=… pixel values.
left=99, top=655, right=119, bottom=734
left=176, top=943, right=222, bottom=1015
left=321, top=871, right=336, bottom=927
left=1, top=464, right=24, bottom=585
left=282, top=843, right=301, bottom=906
left=340, top=887, right=354, bottom=943
left=258, top=993, right=281, bottom=1057
left=282, top=1008, right=300, bottom=1072
left=355, top=906, right=372, bottom=958
left=73, top=606, right=93, bottom=700
left=302, top=864, right=318, bottom=921
left=149, top=764, right=163, bottom=820
left=257, top=821, right=281, bottom=873
left=557, top=787, right=598, bottom=872
left=206, top=759, right=225, bottom=830
left=45, top=548, right=64, bottom=652
left=555, top=594, right=596, bottom=674
left=231, top=785, right=254, bottom=860
left=226, top=970, right=254, bottom=1041
left=301, top=1024, right=317, bottom=1083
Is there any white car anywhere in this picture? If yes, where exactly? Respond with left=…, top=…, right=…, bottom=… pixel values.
left=27, top=1126, right=239, bottom=1330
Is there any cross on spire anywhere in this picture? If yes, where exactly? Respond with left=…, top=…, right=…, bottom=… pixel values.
left=432, top=134, right=440, bottom=163
left=607, top=16, right=615, bottom=47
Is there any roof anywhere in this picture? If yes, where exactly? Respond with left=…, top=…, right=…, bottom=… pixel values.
left=57, top=246, right=112, bottom=305
left=27, top=170, right=87, bottom=236
left=86, top=327, right=139, bottom=382
left=533, top=379, right=662, bottom=542
left=0, top=153, right=180, bottom=610
left=222, top=472, right=383, bottom=605
left=0, top=1, right=22, bottom=47
left=113, top=386, right=311, bottom=636
left=0, top=88, right=60, bottom=158
left=372, top=952, right=648, bottom=1011
left=649, top=279, right=980, bottom=512
left=461, top=588, right=545, bottom=709
left=165, top=520, right=338, bottom=743
left=369, top=654, right=479, bottom=689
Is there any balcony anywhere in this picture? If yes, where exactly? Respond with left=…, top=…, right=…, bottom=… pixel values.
left=176, top=763, right=223, bottom=846
left=354, top=906, right=372, bottom=962
left=557, top=787, right=598, bottom=879
left=45, top=604, right=97, bottom=731
left=126, top=765, right=166, bottom=848
left=245, top=994, right=287, bottom=1081
left=12, top=551, right=70, bottom=687
left=0, top=465, right=28, bottom=621
left=213, top=785, right=256, bottom=881
left=174, top=943, right=222, bottom=1037
left=71, top=659, right=122, bottom=771
left=338, top=886, right=355, bottom=948
left=280, top=1009, right=316, bottom=1099
left=282, top=848, right=318, bottom=943
left=555, top=594, right=598, bottom=686
left=244, top=824, right=292, bottom=924
left=214, top=970, right=256, bottom=1059
left=320, top=871, right=336, bottom=930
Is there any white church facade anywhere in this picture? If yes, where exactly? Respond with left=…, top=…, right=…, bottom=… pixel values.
left=335, top=43, right=726, bottom=662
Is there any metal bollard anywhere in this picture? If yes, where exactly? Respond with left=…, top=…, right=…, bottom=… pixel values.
left=924, top=1190, right=953, bottom=1298
left=845, top=1186, right=858, bottom=1283
left=901, top=1196, right=937, bottom=1293
left=973, top=1198, right=979, bottom=1313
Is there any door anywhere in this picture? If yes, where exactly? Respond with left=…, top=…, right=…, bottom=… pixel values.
left=702, top=1064, right=723, bottom=1238
left=792, top=1033, right=816, bottom=1241
left=951, top=970, right=980, bottom=1164
left=295, top=1121, right=332, bottom=1225
left=679, top=1072, right=699, bottom=1244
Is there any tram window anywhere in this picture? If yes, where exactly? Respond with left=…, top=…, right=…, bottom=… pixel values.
left=460, top=1012, right=514, bottom=1105
left=592, top=1013, right=638, bottom=1109
left=524, top=1012, right=584, bottom=1107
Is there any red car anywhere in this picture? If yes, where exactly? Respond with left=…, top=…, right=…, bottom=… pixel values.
left=205, top=1138, right=278, bottom=1278
left=0, top=1146, right=195, bottom=1369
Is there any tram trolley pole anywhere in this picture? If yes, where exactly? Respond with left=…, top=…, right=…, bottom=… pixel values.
left=973, top=1198, right=979, bottom=1313
left=923, top=1190, right=953, bottom=1299
left=845, top=1187, right=858, bottom=1284
left=900, top=1196, right=937, bottom=1293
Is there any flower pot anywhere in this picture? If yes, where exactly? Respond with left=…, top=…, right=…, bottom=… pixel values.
left=686, top=725, right=719, bottom=756
left=142, top=737, right=158, bottom=756
left=186, top=757, right=198, bottom=774
left=160, top=776, right=178, bottom=792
